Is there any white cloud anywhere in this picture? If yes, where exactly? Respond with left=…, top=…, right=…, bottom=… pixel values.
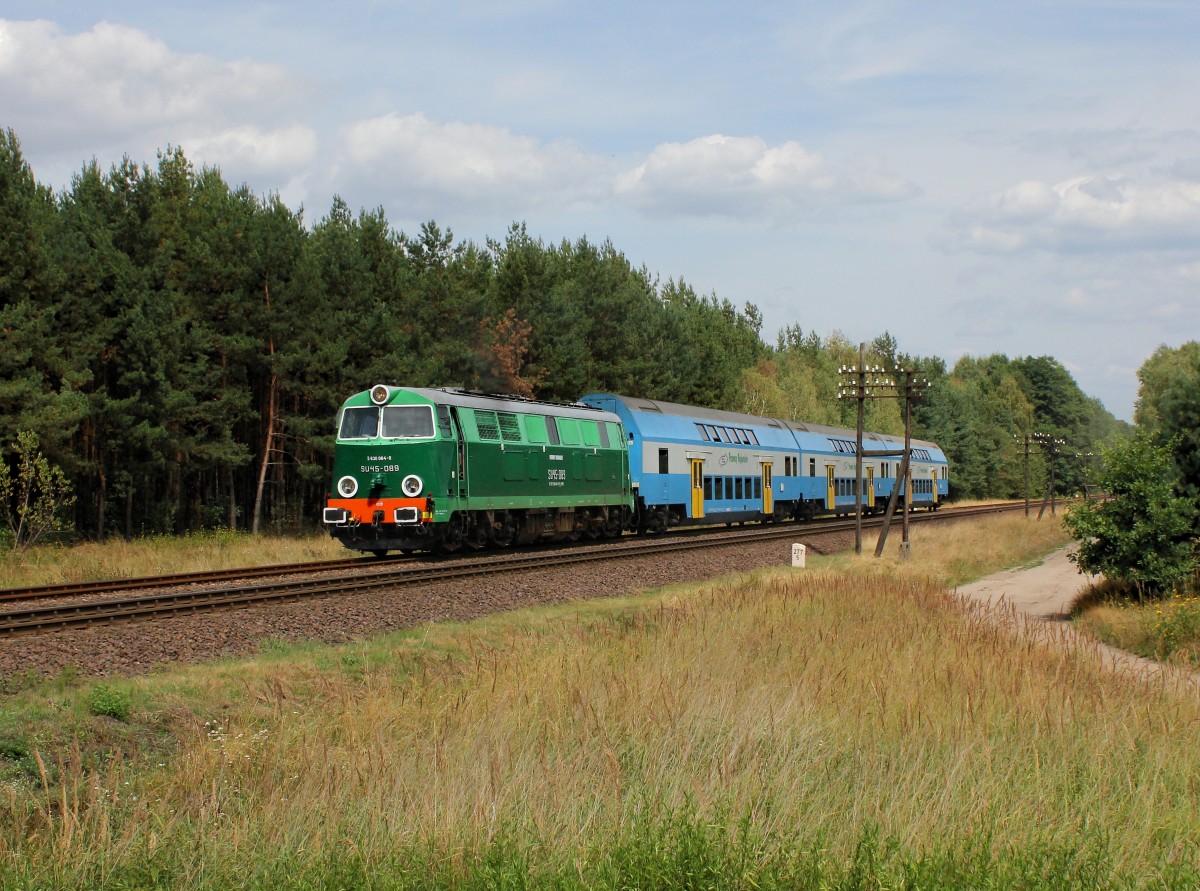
left=614, top=134, right=915, bottom=219
left=1064, top=287, right=1089, bottom=308
left=1178, top=260, right=1200, bottom=280
left=334, top=119, right=915, bottom=223
left=938, top=172, right=1200, bottom=254
left=183, top=124, right=318, bottom=177
left=335, top=112, right=609, bottom=216
left=0, top=18, right=311, bottom=181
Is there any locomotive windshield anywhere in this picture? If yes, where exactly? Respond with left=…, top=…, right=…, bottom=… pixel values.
left=338, top=405, right=435, bottom=440
left=381, top=405, right=435, bottom=438
left=339, top=407, right=378, bottom=439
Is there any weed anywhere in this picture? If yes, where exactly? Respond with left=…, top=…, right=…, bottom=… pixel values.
left=85, top=683, right=132, bottom=722
left=1153, top=593, right=1200, bottom=664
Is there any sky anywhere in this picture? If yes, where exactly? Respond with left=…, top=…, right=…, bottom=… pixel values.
left=3, top=2, right=1199, bottom=422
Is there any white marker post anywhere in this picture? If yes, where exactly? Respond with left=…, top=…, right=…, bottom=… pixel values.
left=791, top=543, right=806, bottom=568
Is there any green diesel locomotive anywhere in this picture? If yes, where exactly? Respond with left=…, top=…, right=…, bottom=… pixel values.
left=323, top=386, right=632, bottom=554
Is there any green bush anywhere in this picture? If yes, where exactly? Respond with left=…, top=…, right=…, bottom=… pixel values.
left=85, top=683, right=132, bottom=722
left=1065, top=431, right=1198, bottom=597
left=0, top=736, right=42, bottom=782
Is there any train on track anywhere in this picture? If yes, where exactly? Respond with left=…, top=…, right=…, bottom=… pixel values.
left=322, top=387, right=949, bottom=555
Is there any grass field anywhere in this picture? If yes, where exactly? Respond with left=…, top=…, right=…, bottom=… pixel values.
left=0, top=529, right=347, bottom=590
left=1074, top=581, right=1200, bottom=668
left=3, top=516, right=1199, bottom=889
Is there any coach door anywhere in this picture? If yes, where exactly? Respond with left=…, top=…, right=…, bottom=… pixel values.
left=761, top=462, right=773, bottom=516
left=826, top=465, right=836, bottom=510
left=690, top=458, right=705, bottom=519
left=867, top=466, right=875, bottom=508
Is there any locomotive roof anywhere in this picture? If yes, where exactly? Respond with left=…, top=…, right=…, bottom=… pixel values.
left=586, top=393, right=943, bottom=453
left=375, top=387, right=620, bottom=422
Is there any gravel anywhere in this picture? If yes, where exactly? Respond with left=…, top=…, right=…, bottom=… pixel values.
left=0, top=530, right=855, bottom=681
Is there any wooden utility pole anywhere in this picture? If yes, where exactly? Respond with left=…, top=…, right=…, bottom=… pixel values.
left=838, top=345, right=895, bottom=554
left=1034, top=434, right=1066, bottom=519
left=1016, top=433, right=1032, bottom=518
left=839, top=352, right=929, bottom=558
left=872, top=368, right=929, bottom=560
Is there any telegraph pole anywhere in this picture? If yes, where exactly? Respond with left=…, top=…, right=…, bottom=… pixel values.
left=1032, top=433, right=1066, bottom=518
left=1015, top=433, right=1032, bottom=518
left=1075, top=452, right=1096, bottom=499
left=837, top=344, right=896, bottom=554
left=870, top=368, right=929, bottom=559
left=896, top=369, right=929, bottom=558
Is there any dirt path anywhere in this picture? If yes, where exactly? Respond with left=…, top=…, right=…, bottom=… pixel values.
left=956, top=547, right=1200, bottom=690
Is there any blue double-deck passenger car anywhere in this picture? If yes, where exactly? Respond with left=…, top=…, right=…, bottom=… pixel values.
left=579, top=393, right=948, bottom=532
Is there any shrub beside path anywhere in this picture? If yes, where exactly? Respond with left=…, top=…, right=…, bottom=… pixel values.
left=955, top=547, right=1200, bottom=690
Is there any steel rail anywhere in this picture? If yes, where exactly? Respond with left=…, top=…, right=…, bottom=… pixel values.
left=0, top=555, right=410, bottom=604
left=0, top=501, right=1024, bottom=632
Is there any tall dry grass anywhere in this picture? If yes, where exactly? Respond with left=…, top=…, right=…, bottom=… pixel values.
left=0, top=530, right=347, bottom=589
left=3, top=516, right=1197, bottom=888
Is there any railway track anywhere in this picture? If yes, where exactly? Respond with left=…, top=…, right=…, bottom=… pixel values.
left=0, top=554, right=394, bottom=604
left=0, top=501, right=1024, bottom=637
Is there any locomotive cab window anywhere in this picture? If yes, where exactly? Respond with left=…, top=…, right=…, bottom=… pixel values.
left=381, top=405, right=435, bottom=439
left=338, top=407, right=379, bottom=440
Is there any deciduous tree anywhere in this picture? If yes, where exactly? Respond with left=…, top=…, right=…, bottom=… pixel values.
left=1064, top=431, right=1197, bottom=597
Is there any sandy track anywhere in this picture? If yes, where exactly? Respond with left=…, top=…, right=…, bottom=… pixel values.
left=956, top=547, right=1200, bottom=690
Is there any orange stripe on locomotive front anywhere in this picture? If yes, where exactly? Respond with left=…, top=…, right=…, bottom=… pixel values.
left=326, top=497, right=433, bottom=523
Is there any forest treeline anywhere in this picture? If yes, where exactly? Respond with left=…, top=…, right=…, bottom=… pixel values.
left=0, top=130, right=1128, bottom=540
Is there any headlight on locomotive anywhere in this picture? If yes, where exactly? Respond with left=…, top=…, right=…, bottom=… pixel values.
left=337, top=475, right=359, bottom=498
left=370, top=384, right=392, bottom=405
left=401, top=474, right=423, bottom=497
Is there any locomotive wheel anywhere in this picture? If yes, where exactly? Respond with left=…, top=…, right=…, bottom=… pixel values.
left=493, top=514, right=515, bottom=548
left=439, top=513, right=465, bottom=553
left=371, top=549, right=389, bottom=558
left=465, top=518, right=489, bottom=550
